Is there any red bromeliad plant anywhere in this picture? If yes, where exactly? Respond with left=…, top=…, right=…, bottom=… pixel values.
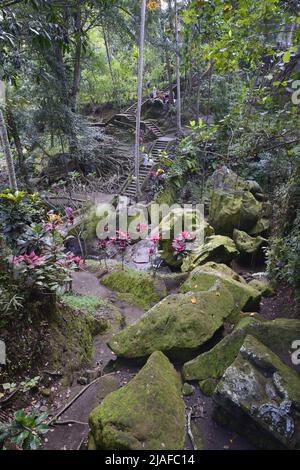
left=11, top=251, right=81, bottom=295
left=109, top=230, right=131, bottom=269
left=171, top=231, right=196, bottom=261
left=148, top=232, right=161, bottom=276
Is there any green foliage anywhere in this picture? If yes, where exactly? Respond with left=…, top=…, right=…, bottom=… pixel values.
left=267, top=211, right=300, bottom=294
left=0, top=409, right=48, bottom=450
left=167, top=120, right=219, bottom=187
left=0, top=190, right=46, bottom=252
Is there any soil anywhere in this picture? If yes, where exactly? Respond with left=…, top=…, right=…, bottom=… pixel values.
left=260, top=284, right=300, bottom=320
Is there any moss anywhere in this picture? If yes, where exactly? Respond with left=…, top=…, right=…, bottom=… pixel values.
left=233, top=229, right=267, bottom=255
left=182, top=382, right=194, bottom=396
left=180, top=265, right=261, bottom=311
left=199, top=378, right=219, bottom=396
left=108, top=286, right=238, bottom=358
left=48, top=305, right=97, bottom=379
left=248, top=279, right=274, bottom=297
left=62, top=294, right=106, bottom=314
left=200, top=261, right=245, bottom=283
left=101, top=267, right=166, bottom=310
left=61, top=293, right=122, bottom=334
left=181, top=235, right=239, bottom=272
left=248, top=217, right=270, bottom=236
left=88, top=351, right=185, bottom=450
left=183, top=317, right=300, bottom=396
left=209, top=189, right=262, bottom=236
left=155, top=182, right=178, bottom=207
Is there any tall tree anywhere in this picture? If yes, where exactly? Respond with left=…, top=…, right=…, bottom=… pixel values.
left=174, top=0, right=182, bottom=134
left=134, top=0, right=147, bottom=198
left=0, top=108, right=18, bottom=192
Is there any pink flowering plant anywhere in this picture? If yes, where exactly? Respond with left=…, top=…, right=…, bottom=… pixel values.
left=108, top=230, right=131, bottom=269
left=12, top=250, right=81, bottom=295
left=148, top=232, right=161, bottom=276
left=171, top=231, right=195, bottom=261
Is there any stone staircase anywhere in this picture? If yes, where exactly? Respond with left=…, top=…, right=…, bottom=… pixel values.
left=122, top=136, right=175, bottom=199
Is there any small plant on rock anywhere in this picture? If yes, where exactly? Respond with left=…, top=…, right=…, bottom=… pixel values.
left=0, top=409, right=49, bottom=450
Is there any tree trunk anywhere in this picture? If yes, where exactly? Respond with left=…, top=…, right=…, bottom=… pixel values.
left=134, top=0, right=146, bottom=199
left=70, top=0, right=82, bottom=113
left=175, top=0, right=182, bottom=134
left=165, top=51, right=174, bottom=105
left=0, top=108, right=18, bottom=191
left=103, top=24, right=117, bottom=98
left=6, top=105, right=29, bottom=184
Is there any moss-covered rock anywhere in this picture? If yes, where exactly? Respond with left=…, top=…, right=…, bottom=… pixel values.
left=62, top=294, right=122, bottom=334
left=209, top=189, right=262, bottom=236
left=182, top=382, right=194, bottom=396
left=248, top=217, right=270, bottom=236
left=88, top=351, right=185, bottom=450
left=158, top=207, right=214, bottom=268
left=108, top=286, right=238, bottom=358
left=48, top=304, right=101, bottom=380
left=180, top=265, right=261, bottom=311
left=206, top=166, right=249, bottom=193
left=183, top=317, right=300, bottom=396
left=198, top=261, right=245, bottom=283
left=101, top=267, right=166, bottom=310
left=181, top=235, right=239, bottom=272
left=248, top=279, right=274, bottom=297
left=154, top=182, right=178, bottom=207
left=233, top=229, right=267, bottom=260
left=213, top=335, right=300, bottom=449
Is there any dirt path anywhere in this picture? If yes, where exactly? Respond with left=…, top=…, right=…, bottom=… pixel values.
left=44, top=269, right=144, bottom=450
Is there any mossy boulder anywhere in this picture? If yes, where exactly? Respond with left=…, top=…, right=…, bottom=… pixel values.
left=181, top=235, right=239, bottom=272
left=158, top=207, right=214, bottom=267
left=248, top=217, right=270, bottom=236
left=199, top=261, right=245, bottom=283
left=48, top=304, right=102, bottom=380
left=209, top=189, right=262, bottom=236
left=154, top=182, right=178, bottom=207
left=180, top=265, right=261, bottom=311
left=108, top=286, right=238, bottom=358
left=101, top=267, right=167, bottom=310
left=62, top=294, right=122, bottom=333
left=213, top=335, right=300, bottom=449
left=182, top=382, right=194, bottom=396
left=88, top=351, right=185, bottom=450
left=206, top=166, right=249, bottom=193
left=248, top=279, right=274, bottom=297
left=183, top=317, right=300, bottom=396
left=233, top=229, right=267, bottom=260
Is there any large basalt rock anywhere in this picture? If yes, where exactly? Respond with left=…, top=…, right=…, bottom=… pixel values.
left=181, top=235, right=239, bottom=272
left=209, top=189, right=262, bottom=236
left=248, top=217, right=270, bottom=236
left=158, top=207, right=214, bottom=267
left=206, top=166, right=249, bottom=192
left=88, top=351, right=185, bottom=450
left=183, top=317, right=300, bottom=396
left=180, top=263, right=261, bottom=311
left=101, top=267, right=167, bottom=311
left=248, top=278, right=274, bottom=297
left=108, top=286, right=238, bottom=358
left=233, top=229, right=267, bottom=259
left=213, top=335, right=300, bottom=449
